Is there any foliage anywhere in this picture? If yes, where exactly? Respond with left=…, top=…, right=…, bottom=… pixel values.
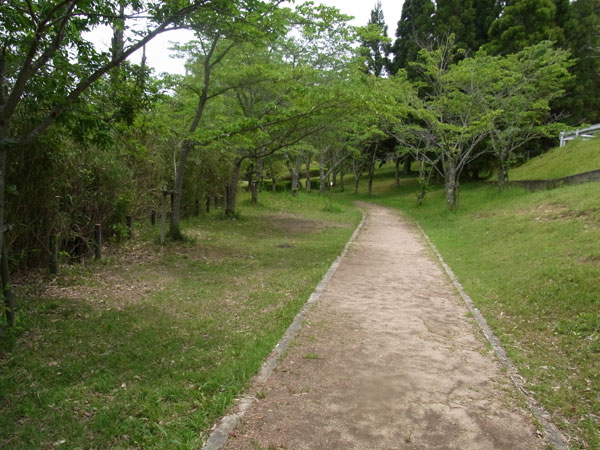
left=433, top=0, right=477, bottom=51
left=397, top=40, right=498, bottom=209
left=485, top=0, right=564, bottom=55
left=560, top=0, right=600, bottom=125
left=482, top=41, right=573, bottom=186
left=389, top=0, right=435, bottom=76
left=359, top=1, right=391, bottom=77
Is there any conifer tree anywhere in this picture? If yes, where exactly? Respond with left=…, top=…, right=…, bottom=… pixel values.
left=485, top=0, right=564, bottom=55
left=433, top=0, right=477, bottom=51
left=472, top=0, right=504, bottom=50
left=389, top=0, right=435, bottom=74
left=560, top=0, right=600, bottom=123
left=361, top=1, right=391, bottom=77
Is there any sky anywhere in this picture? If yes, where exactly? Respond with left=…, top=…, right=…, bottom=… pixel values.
left=130, top=0, right=404, bottom=75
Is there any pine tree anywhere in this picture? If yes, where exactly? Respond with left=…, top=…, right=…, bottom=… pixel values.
left=485, top=0, right=564, bottom=55
left=553, top=0, right=572, bottom=29
left=560, top=0, right=600, bottom=124
left=361, top=1, right=391, bottom=77
left=433, top=0, right=477, bottom=51
left=389, top=0, right=435, bottom=74
left=472, top=0, right=504, bottom=50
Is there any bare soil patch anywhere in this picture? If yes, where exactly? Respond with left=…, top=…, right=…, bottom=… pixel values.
left=17, top=231, right=238, bottom=311
left=221, top=203, right=546, bottom=450
left=260, top=212, right=348, bottom=235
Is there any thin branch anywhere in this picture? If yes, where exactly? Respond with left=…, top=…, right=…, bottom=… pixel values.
left=1, top=0, right=76, bottom=122
left=25, top=0, right=39, bottom=26
left=17, top=1, right=206, bottom=146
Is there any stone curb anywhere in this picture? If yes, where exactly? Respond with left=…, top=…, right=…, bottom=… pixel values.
left=417, top=223, right=570, bottom=450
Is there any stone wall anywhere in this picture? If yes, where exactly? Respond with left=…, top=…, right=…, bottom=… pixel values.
left=505, top=169, right=600, bottom=191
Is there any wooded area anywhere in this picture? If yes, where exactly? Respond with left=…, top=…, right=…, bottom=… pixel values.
left=0, top=0, right=597, bottom=332
left=0, top=1, right=599, bottom=448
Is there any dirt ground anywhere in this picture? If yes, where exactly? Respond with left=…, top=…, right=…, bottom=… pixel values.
left=220, top=203, right=546, bottom=450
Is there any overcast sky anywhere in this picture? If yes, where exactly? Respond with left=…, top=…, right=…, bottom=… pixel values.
left=130, top=0, right=404, bottom=75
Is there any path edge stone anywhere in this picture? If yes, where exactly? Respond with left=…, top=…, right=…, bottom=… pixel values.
left=416, top=223, right=570, bottom=450
left=201, top=210, right=367, bottom=450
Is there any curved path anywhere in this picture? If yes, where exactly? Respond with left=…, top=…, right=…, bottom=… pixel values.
left=221, top=203, right=546, bottom=449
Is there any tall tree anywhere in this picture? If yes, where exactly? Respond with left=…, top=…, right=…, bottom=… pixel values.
left=389, top=0, right=435, bottom=75
left=404, top=41, right=497, bottom=209
left=472, top=0, right=504, bottom=50
left=560, top=0, right=600, bottom=124
left=433, top=0, right=477, bottom=51
left=360, top=1, right=391, bottom=77
left=485, top=0, right=564, bottom=55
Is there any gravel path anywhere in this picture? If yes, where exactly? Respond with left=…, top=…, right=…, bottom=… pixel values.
left=220, top=203, right=546, bottom=450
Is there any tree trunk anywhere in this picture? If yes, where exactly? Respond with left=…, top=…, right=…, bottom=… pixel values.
left=417, top=159, right=427, bottom=206
left=305, top=157, right=311, bottom=192
left=268, top=160, right=277, bottom=192
left=497, top=150, right=509, bottom=190
left=109, top=3, right=126, bottom=85
left=245, top=162, right=253, bottom=192
left=319, top=152, right=326, bottom=195
left=352, top=158, right=364, bottom=194
left=1, top=235, right=14, bottom=328
left=251, top=158, right=263, bottom=205
left=367, top=146, right=376, bottom=196
left=353, top=175, right=361, bottom=194
left=403, top=154, right=412, bottom=175
left=0, top=140, right=8, bottom=325
left=170, top=140, right=191, bottom=240
left=250, top=173, right=257, bottom=204
left=394, top=155, right=400, bottom=186
left=444, top=163, right=459, bottom=210
left=332, top=166, right=337, bottom=186
left=339, top=161, right=345, bottom=192
left=285, top=156, right=294, bottom=182
left=269, top=161, right=277, bottom=192
left=226, top=157, right=243, bottom=216
left=292, top=154, right=302, bottom=193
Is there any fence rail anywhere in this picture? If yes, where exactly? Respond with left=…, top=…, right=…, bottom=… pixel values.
left=559, top=123, right=600, bottom=147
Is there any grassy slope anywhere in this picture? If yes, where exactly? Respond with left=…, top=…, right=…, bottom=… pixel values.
left=339, top=166, right=599, bottom=449
left=0, top=192, right=361, bottom=449
left=509, top=138, right=600, bottom=180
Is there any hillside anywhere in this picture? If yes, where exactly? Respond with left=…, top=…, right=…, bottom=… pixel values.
left=509, top=138, right=600, bottom=181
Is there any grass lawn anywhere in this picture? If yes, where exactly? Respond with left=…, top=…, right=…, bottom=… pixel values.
left=0, top=192, right=361, bottom=449
left=338, top=165, right=599, bottom=449
left=508, top=138, right=600, bottom=181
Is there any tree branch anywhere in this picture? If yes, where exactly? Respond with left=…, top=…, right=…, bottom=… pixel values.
left=16, top=1, right=208, bottom=146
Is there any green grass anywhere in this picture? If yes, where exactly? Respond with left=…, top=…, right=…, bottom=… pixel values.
left=508, top=138, right=600, bottom=180
left=0, top=191, right=361, bottom=449
left=2, top=161, right=598, bottom=449
left=337, top=166, right=599, bottom=449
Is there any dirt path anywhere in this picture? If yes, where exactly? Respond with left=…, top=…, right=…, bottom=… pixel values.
left=221, top=203, right=546, bottom=450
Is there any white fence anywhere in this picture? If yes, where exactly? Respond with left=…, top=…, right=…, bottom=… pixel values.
left=559, top=123, right=600, bottom=147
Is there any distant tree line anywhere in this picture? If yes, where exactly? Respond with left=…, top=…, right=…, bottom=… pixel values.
left=0, top=0, right=593, bottom=328
left=372, top=0, right=599, bottom=125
